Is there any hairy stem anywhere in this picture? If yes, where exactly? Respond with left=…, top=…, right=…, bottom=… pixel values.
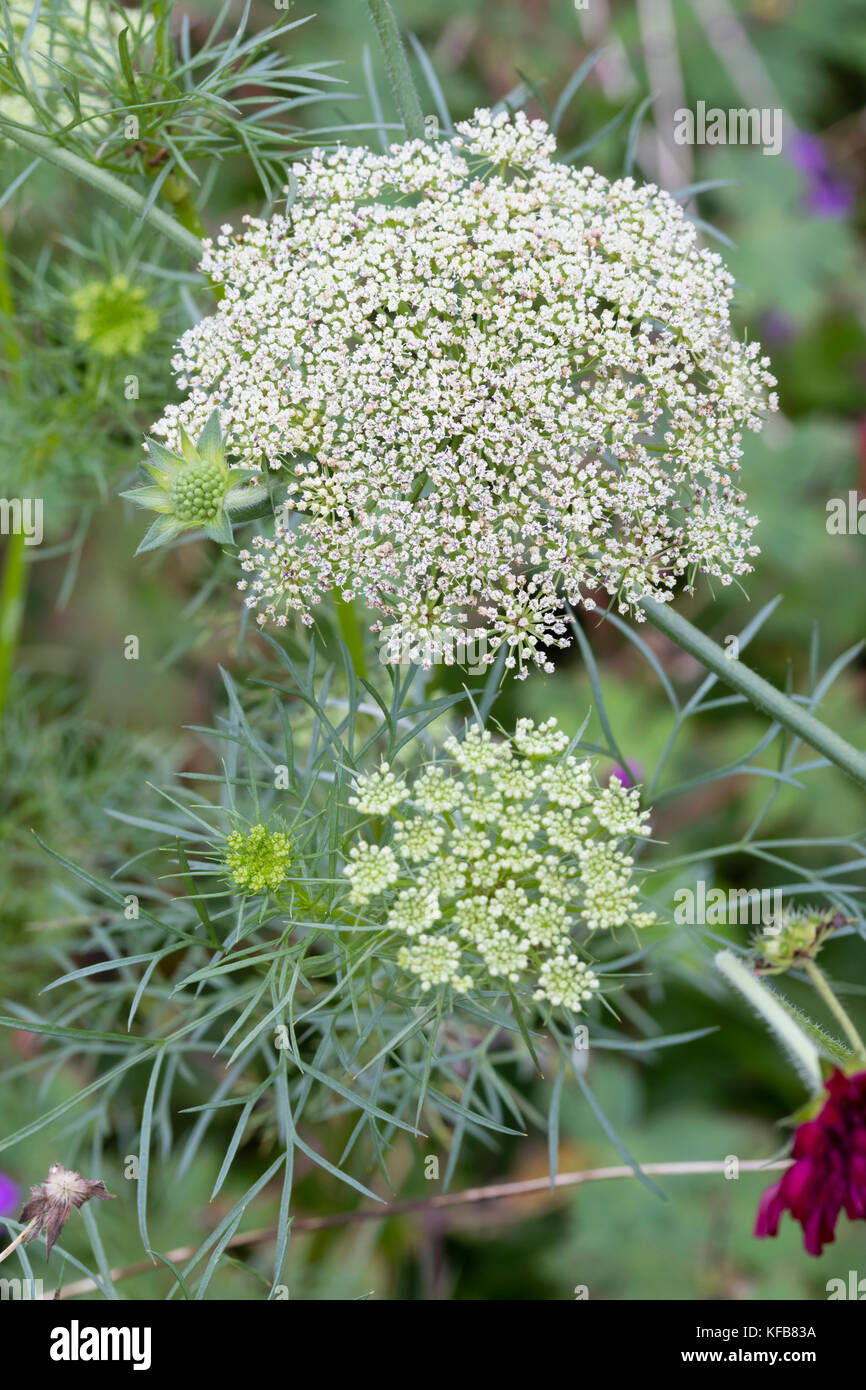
left=365, top=0, right=425, bottom=141
left=641, top=596, right=866, bottom=790
left=224, top=484, right=274, bottom=525
left=802, top=960, right=866, bottom=1063
left=715, top=949, right=823, bottom=1094
left=0, top=124, right=203, bottom=260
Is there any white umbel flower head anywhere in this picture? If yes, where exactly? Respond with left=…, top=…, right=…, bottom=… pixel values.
left=348, top=762, right=408, bottom=816
left=152, top=110, right=776, bottom=677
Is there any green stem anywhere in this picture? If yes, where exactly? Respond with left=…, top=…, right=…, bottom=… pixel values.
left=0, top=224, right=26, bottom=725
left=365, top=0, right=425, bottom=141
left=0, top=124, right=203, bottom=260
left=0, top=531, right=28, bottom=723
left=802, top=960, right=866, bottom=1063
left=153, top=0, right=174, bottom=79
left=333, top=593, right=368, bottom=680
left=165, top=182, right=208, bottom=242
left=641, top=596, right=866, bottom=790
left=0, top=229, right=19, bottom=366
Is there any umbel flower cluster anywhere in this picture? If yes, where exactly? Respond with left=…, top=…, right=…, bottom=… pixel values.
left=341, top=717, right=656, bottom=1009
left=224, top=822, right=294, bottom=895
left=152, top=109, right=777, bottom=676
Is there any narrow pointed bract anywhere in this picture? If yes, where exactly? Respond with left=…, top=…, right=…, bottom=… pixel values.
left=122, top=409, right=250, bottom=553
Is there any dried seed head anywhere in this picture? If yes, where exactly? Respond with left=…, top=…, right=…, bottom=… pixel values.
left=20, top=1163, right=116, bottom=1259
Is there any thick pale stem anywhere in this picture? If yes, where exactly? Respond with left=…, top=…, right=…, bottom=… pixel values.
left=0, top=1219, right=37, bottom=1267
left=715, top=949, right=823, bottom=1094
left=45, top=1158, right=792, bottom=1299
left=641, top=597, right=866, bottom=790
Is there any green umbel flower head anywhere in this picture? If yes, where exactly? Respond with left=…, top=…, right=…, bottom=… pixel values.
left=223, top=822, right=294, bottom=896
left=71, top=275, right=158, bottom=358
left=342, top=717, right=656, bottom=1009
left=752, top=907, right=844, bottom=975
left=122, top=409, right=250, bottom=553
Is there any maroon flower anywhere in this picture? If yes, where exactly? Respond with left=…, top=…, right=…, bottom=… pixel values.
left=755, top=1069, right=866, bottom=1255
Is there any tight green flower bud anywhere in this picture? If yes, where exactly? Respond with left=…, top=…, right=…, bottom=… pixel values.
left=121, top=409, right=252, bottom=553
left=171, top=461, right=226, bottom=521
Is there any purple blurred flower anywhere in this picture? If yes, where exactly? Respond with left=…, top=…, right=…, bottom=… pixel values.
left=789, top=132, right=854, bottom=220
left=0, top=1172, right=19, bottom=1218
left=607, top=759, right=644, bottom=788
left=761, top=309, right=797, bottom=346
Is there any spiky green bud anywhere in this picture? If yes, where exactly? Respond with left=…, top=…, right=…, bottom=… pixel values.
left=121, top=409, right=252, bottom=553
left=752, top=907, right=845, bottom=975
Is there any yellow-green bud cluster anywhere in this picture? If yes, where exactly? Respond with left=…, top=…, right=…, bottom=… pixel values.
left=224, top=823, right=293, bottom=895
left=71, top=275, right=158, bottom=359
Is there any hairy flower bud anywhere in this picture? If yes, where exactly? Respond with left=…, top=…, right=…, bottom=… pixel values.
left=752, top=906, right=844, bottom=975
